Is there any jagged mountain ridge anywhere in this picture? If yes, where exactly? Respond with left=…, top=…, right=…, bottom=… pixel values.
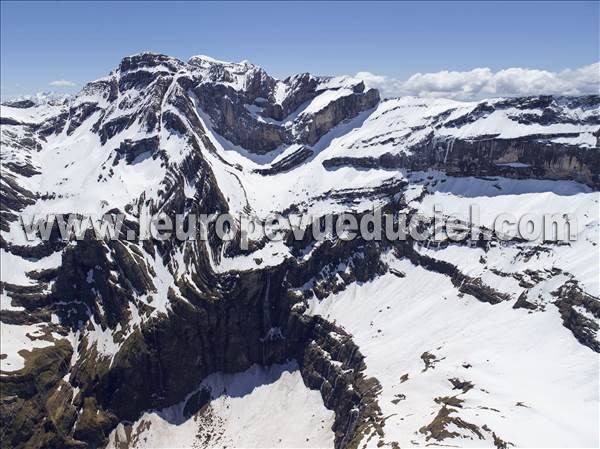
left=0, top=52, right=599, bottom=449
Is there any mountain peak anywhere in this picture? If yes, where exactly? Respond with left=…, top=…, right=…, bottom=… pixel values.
left=187, top=54, right=252, bottom=67
left=118, top=52, right=184, bottom=74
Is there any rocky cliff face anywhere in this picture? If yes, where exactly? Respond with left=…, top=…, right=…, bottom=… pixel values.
left=1, top=53, right=599, bottom=449
left=322, top=95, right=600, bottom=188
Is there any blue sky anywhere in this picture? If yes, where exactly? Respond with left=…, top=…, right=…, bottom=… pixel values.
left=1, top=1, right=598, bottom=99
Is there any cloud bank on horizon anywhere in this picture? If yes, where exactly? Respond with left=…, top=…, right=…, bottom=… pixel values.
left=4, top=62, right=599, bottom=103
left=49, top=79, right=77, bottom=87
left=356, top=62, right=599, bottom=100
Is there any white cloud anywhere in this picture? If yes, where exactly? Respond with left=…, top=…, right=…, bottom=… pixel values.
left=356, top=63, right=600, bottom=100
left=49, top=79, right=77, bottom=88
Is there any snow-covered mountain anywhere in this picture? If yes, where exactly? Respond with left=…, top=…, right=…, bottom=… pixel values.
left=1, top=52, right=598, bottom=449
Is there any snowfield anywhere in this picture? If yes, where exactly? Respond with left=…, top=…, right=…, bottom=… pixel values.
left=307, top=255, right=599, bottom=448
left=106, top=363, right=336, bottom=449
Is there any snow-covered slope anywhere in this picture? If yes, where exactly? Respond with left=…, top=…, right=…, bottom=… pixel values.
left=106, top=362, right=335, bottom=449
left=0, top=52, right=598, bottom=449
left=308, top=255, right=598, bottom=448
